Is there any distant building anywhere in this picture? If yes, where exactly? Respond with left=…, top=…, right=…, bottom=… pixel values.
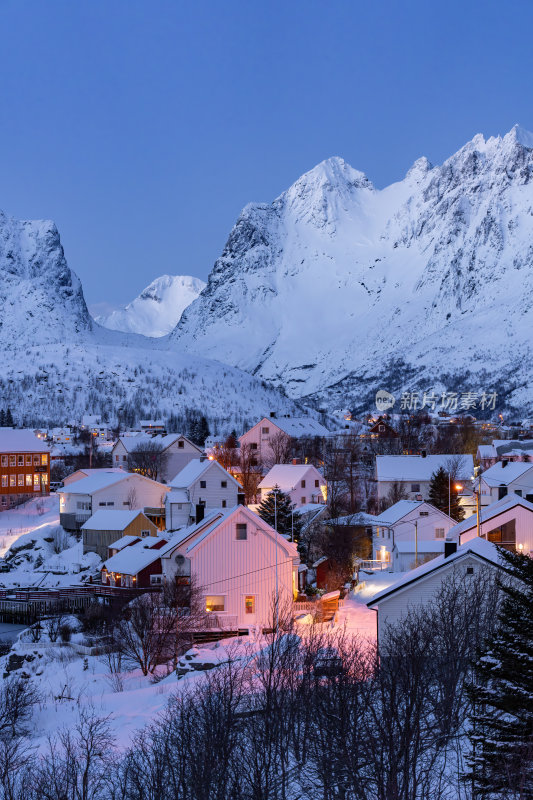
left=0, top=429, right=50, bottom=510
left=258, top=464, right=327, bottom=508
left=375, top=454, right=474, bottom=503
left=239, top=416, right=330, bottom=467
left=59, top=470, right=169, bottom=532
left=451, top=493, right=533, bottom=556
left=112, top=434, right=203, bottom=482
left=165, top=457, right=243, bottom=530
left=372, top=500, right=456, bottom=569
left=477, top=461, right=533, bottom=504
left=81, top=509, right=158, bottom=560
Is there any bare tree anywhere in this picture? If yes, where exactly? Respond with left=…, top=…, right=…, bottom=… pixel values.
left=111, top=592, right=178, bottom=676
left=263, top=431, right=293, bottom=469
left=234, top=442, right=262, bottom=504
left=127, top=441, right=168, bottom=481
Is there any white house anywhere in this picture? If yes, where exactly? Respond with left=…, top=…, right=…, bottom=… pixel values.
left=59, top=470, right=169, bottom=532
left=367, top=537, right=504, bottom=641
left=239, top=416, right=330, bottom=466
left=375, top=454, right=474, bottom=503
left=477, top=461, right=533, bottom=504
left=165, top=457, right=243, bottom=530
left=449, top=493, right=533, bottom=556
left=373, top=500, right=456, bottom=569
left=258, top=464, right=327, bottom=508
left=102, top=505, right=300, bottom=630
left=112, top=433, right=203, bottom=482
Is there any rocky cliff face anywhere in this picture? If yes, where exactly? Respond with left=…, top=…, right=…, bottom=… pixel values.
left=172, top=126, right=533, bottom=412
left=95, top=274, right=205, bottom=337
left=0, top=212, right=92, bottom=347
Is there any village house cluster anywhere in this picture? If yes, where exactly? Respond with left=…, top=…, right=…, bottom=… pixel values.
left=1, top=407, right=533, bottom=635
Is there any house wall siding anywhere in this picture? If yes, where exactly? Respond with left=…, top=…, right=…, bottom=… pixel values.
left=82, top=513, right=157, bottom=559
left=460, top=504, right=533, bottom=555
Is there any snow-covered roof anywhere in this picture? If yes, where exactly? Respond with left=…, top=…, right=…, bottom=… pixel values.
left=107, top=534, right=142, bottom=551
left=258, top=464, right=323, bottom=491
left=104, top=539, right=168, bottom=575
left=367, top=537, right=503, bottom=606
left=376, top=454, right=474, bottom=482
left=166, top=489, right=190, bottom=504
left=326, top=511, right=381, bottom=526
left=493, top=439, right=533, bottom=455
left=64, top=467, right=125, bottom=484
left=117, top=433, right=201, bottom=454
left=393, top=541, right=445, bottom=554
left=271, top=417, right=330, bottom=437
left=81, top=509, right=145, bottom=531
left=479, top=461, right=533, bottom=487
left=374, top=500, right=425, bottom=525
left=477, top=444, right=497, bottom=459
left=449, top=493, right=533, bottom=539
left=169, top=458, right=239, bottom=489
left=60, top=471, right=131, bottom=496
left=0, top=429, right=50, bottom=453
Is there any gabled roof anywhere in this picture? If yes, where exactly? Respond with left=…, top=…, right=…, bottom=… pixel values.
left=258, top=464, right=323, bottom=491
left=271, top=417, right=330, bottom=437
left=61, top=471, right=131, bottom=495
left=326, top=511, right=381, bottom=527
left=373, top=500, right=453, bottom=527
left=376, top=454, right=474, bottom=482
left=107, top=535, right=141, bottom=551
left=367, top=537, right=503, bottom=607
left=103, top=538, right=169, bottom=575
left=479, top=461, right=533, bottom=487
left=449, top=493, right=533, bottom=539
left=169, top=458, right=240, bottom=490
left=477, top=444, right=497, bottom=459
left=493, top=439, right=533, bottom=455
left=81, top=509, right=145, bottom=531
left=0, top=429, right=50, bottom=453
left=116, top=433, right=202, bottom=454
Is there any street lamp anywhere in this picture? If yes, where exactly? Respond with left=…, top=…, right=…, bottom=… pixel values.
left=273, top=486, right=280, bottom=631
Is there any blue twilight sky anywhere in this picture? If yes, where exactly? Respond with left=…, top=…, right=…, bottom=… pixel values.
left=1, top=0, right=532, bottom=312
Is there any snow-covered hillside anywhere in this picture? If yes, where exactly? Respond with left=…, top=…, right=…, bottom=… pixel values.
left=95, top=275, right=205, bottom=337
left=0, top=213, right=299, bottom=430
left=172, top=125, right=533, bottom=413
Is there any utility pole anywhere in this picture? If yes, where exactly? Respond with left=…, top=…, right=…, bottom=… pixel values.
left=415, top=519, right=418, bottom=568
left=273, top=487, right=279, bottom=632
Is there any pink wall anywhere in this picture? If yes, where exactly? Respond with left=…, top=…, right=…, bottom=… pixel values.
left=460, top=504, right=533, bottom=555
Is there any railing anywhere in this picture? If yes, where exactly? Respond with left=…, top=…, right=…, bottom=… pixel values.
left=205, top=613, right=239, bottom=630
left=358, top=559, right=391, bottom=571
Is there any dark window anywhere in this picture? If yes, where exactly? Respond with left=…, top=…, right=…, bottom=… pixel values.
left=419, top=511, right=429, bottom=517
left=498, top=485, right=508, bottom=500
left=261, top=427, right=270, bottom=434
left=222, top=500, right=227, bottom=508
left=411, top=483, right=420, bottom=492
left=178, top=440, right=184, bottom=448
left=301, top=480, right=306, bottom=488
left=200, top=480, right=206, bottom=489
left=250, top=442, right=258, bottom=450
left=236, top=523, right=247, bottom=540
left=221, top=481, right=227, bottom=488
left=466, top=566, right=474, bottom=575
left=515, top=490, right=522, bottom=497
left=315, top=479, right=319, bottom=487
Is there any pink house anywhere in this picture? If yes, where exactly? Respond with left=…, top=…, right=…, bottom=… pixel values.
left=451, top=494, right=533, bottom=556
left=239, top=416, right=330, bottom=467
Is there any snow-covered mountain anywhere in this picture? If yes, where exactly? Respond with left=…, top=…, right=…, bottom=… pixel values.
left=95, top=275, right=205, bottom=337
left=172, top=125, right=533, bottom=413
left=0, top=212, right=299, bottom=429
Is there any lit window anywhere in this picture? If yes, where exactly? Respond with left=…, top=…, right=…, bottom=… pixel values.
left=245, top=596, right=255, bottom=614
left=10, top=476, right=16, bottom=487
left=42, top=474, right=48, bottom=484
left=25, top=475, right=32, bottom=486
left=41, top=454, right=48, bottom=465
left=1, top=476, right=7, bottom=487
left=236, top=524, right=247, bottom=540
left=205, top=595, right=225, bottom=612
left=18, top=475, right=24, bottom=486
left=34, top=474, right=40, bottom=486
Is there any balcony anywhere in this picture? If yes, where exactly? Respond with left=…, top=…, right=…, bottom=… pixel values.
left=60, top=512, right=91, bottom=532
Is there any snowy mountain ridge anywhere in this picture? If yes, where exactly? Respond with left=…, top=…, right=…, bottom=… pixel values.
left=172, top=124, right=533, bottom=412
left=95, top=274, right=206, bottom=337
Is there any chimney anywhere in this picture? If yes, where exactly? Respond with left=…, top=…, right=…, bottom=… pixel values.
left=444, top=541, right=457, bottom=558
left=421, top=450, right=427, bottom=458
left=502, top=459, right=508, bottom=468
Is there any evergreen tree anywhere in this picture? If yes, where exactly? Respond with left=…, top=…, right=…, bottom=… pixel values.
left=4, top=408, right=14, bottom=426
left=0, top=409, right=5, bottom=426
left=465, top=549, right=533, bottom=798
left=428, top=466, right=465, bottom=520
left=257, top=486, right=302, bottom=543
